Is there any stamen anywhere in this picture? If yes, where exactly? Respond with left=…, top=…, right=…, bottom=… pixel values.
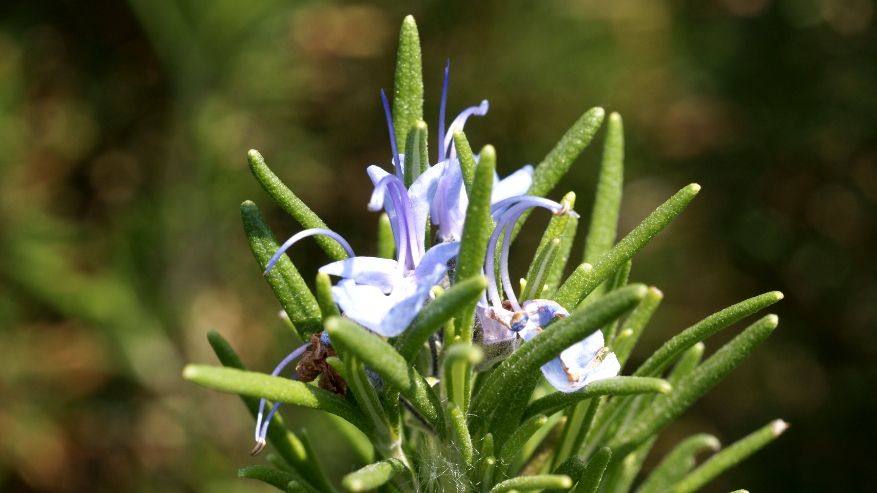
left=380, top=89, right=403, bottom=180
left=252, top=342, right=309, bottom=454
left=264, top=228, right=355, bottom=275
left=442, top=99, right=489, bottom=160
left=371, top=175, right=423, bottom=269
left=484, top=196, right=577, bottom=311
left=438, top=60, right=450, bottom=162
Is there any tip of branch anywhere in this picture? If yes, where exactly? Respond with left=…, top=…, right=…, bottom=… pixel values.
left=771, top=419, right=790, bottom=436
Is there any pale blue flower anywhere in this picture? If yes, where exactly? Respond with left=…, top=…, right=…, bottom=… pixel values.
left=474, top=195, right=619, bottom=392
left=430, top=62, right=535, bottom=242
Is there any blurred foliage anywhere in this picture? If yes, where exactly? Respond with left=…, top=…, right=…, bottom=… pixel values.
left=0, top=0, right=874, bottom=492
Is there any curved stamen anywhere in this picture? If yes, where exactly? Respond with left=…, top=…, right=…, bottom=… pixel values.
left=370, top=175, right=422, bottom=269
left=485, top=196, right=578, bottom=311
left=380, top=89, right=403, bottom=180
left=442, top=99, right=489, bottom=160
left=438, top=60, right=450, bottom=162
left=265, top=228, right=355, bottom=275
left=252, top=342, right=309, bottom=454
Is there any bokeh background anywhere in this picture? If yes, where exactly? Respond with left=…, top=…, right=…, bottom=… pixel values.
left=1, top=0, right=875, bottom=491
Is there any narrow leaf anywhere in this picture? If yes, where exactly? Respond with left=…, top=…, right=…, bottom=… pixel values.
left=670, top=420, right=788, bottom=493
left=498, top=414, right=549, bottom=470
left=454, top=130, right=477, bottom=194
left=523, top=191, right=576, bottom=299
left=315, top=272, right=340, bottom=319
left=529, top=107, right=606, bottom=198
left=448, top=402, right=474, bottom=466
left=489, top=474, right=572, bottom=493
left=239, top=466, right=319, bottom=493
left=207, top=332, right=313, bottom=481
left=395, top=276, right=487, bottom=362
left=326, top=317, right=444, bottom=433
left=614, top=287, right=663, bottom=367
left=634, top=291, right=784, bottom=377
left=555, top=184, right=701, bottom=310
left=583, top=112, right=624, bottom=264
left=443, top=343, right=484, bottom=410
left=455, top=144, right=496, bottom=343
left=342, top=458, right=407, bottom=492
left=574, top=447, right=612, bottom=493
left=183, top=364, right=369, bottom=431
left=377, top=213, right=395, bottom=259
left=392, top=15, right=423, bottom=147
left=403, top=120, right=429, bottom=186
left=609, top=315, right=780, bottom=455
left=247, top=150, right=347, bottom=261
left=523, top=377, right=672, bottom=420
left=545, top=204, right=579, bottom=294
left=241, top=200, right=322, bottom=335
left=635, top=433, right=721, bottom=493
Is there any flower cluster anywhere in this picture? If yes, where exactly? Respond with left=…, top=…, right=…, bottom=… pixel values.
left=254, top=62, right=619, bottom=451
left=185, top=16, right=786, bottom=493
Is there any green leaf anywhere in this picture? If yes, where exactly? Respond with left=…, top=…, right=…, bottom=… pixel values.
left=206, top=332, right=314, bottom=482
left=545, top=202, right=579, bottom=294
left=488, top=474, right=572, bottom=493
left=583, top=112, right=624, bottom=264
left=344, top=352, right=392, bottom=442
left=443, top=343, right=484, bottom=411
left=609, top=315, right=780, bottom=455
left=325, top=317, right=444, bottom=434
left=529, top=107, right=606, bottom=198
left=634, top=291, right=784, bottom=377
left=670, top=420, right=788, bottom=493
left=241, top=200, right=322, bottom=335
left=455, top=144, right=496, bottom=343
left=523, top=377, right=672, bottom=419
left=297, top=429, right=340, bottom=493
left=247, top=150, right=347, bottom=262
left=555, top=184, right=701, bottom=310
left=377, top=213, right=395, bottom=260
left=574, top=447, right=612, bottom=493
left=635, top=433, right=720, bottom=493
left=523, top=191, right=576, bottom=300
left=448, top=402, right=475, bottom=466
left=613, top=287, right=663, bottom=367
left=471, top=285, right=647, bottom=425
left=342, top=458, right=407, bottom=492
left=183, top=364, right=370, bottom=431
left=239, top=465, right=320, bottom=493
left=395, top=276, right=487, bottom=362
left=392, top=15, right=423, bottom=147
left=403, top=120, right=429, bottom=187
left=667, top=343, right=705, bottom=386
left=498, top=414, right=549, bottom=472
left=454, top=130, right=477, bottom=194
left=315, top=272, right=340, bottom=319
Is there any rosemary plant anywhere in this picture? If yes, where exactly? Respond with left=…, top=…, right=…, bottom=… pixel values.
left=184, top=15, right=786, bottom=493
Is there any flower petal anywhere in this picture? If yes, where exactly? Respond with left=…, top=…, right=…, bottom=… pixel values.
left=319, top=257, right=400, bottom=293
left=491, top=164, right=533, bottom=204
left=330, top=279, right=396, bottom=333
left=413, top=241, right=460, bottom=282
left=408, top=160, right=448, bottom=240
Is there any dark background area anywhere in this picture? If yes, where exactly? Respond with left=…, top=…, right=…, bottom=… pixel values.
left=1, top=0, right=875, bottom=491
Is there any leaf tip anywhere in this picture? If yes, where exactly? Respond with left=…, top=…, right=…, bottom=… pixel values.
left=771, top=290, right=785, bottom=301
left=771, top=419, right=790, bottom=437
left=560, top=475, right=574, bottom=488
left=687, top=183, right=702, bottom=194
left=182, top=364, right=199, bottom=381
left=647, top=286, right=664, bottom=299
left=631, top=283, right=648, bottom=300
left=480, top=144, right=496, bottom=160
left=414, top=119, right=428, bottom=131
left=765, top=313, right=779, bottom=328
left=658, top=380, right=673, bottom=394
left=402, top=14, right=417, bottom=29
left=247, top=148, right=263, bottom=162
left=608, top=111, right=622, bottom=124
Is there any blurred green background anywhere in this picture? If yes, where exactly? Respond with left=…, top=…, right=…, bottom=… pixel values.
left=1, top=0, right=875, bottom=491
